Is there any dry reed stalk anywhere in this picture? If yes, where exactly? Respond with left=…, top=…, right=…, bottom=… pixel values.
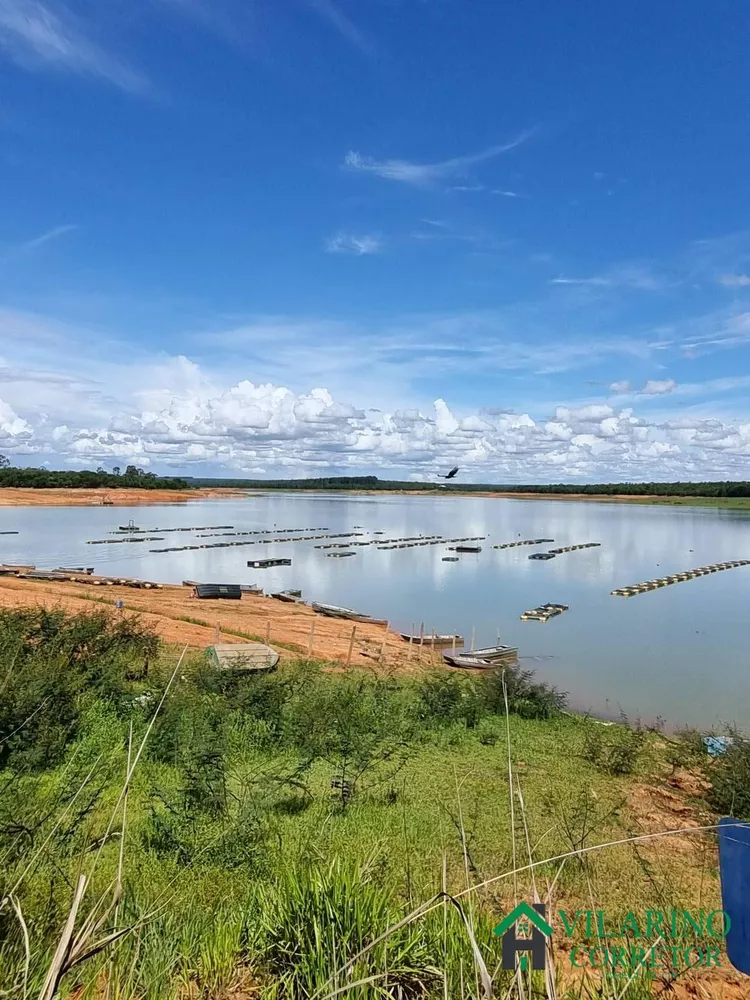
left=8, top=894, right=30, bottom=1000
left=346, top=626, right=356, bottom=667
left=318, top=822, right=739, bottom=997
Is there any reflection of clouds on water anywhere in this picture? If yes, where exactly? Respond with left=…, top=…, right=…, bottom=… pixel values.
left=2, top=494, right=750, bottom=728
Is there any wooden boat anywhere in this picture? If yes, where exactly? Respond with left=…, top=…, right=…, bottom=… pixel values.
left=193, top=583, right=242, bottom=600
left=311, top=602, right=388, bottom=626
left=208, top=643, right=279, bottom=672
left=56, top=566, right=94, bottom=575
left=271, top=590, right=304, bottom=603
left=399, top=632, right=464, bottom=646
left=443, top=644, right=519, bottom=668
left=240, top=584, right=264, bottom=595
left=0, top=564, right=35, bottom=574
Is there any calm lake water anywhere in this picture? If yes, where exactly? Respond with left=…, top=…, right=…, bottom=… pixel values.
left=1, top=493, right=749, bottom=730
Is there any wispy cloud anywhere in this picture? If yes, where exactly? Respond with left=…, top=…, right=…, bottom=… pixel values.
left=343, top=130, right=534, bottom=186
left=551, top=276, right=612, bottom=288
left=492, top=189, right=522, bottom=198
left=306, top=0, right=373, bottom=55
left=324, top=232, right=382, bottom=255
left=408, top=219, right=503, bottom=252
left=20, top=223, right=76, bottom=252
left=639, top=378, right=676, bottom=396
left=0, top=0, right=148, bottom=93
left=718, top=274, right=750, bottom=288
left=551, top=265, right=662, bottom=292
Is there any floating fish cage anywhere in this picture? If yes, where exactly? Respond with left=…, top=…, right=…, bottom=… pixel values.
left=611, top=558, right=750, bottom=596
left=521, top=603, right=569, bottom=622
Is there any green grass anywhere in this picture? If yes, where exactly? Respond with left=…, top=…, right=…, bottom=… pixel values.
left=0, top=606, right=727, bottom=999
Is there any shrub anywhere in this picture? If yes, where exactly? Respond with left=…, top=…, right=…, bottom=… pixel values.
left=705, top=727, right=750, bottom=819
left=477, top=662, right=567, bottom=720
left=582, top=719, right=645, bottom=776
left=0, top=607, right=158, bottom=771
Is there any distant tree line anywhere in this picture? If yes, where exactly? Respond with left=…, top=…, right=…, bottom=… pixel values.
left=0, top=455, right=188, bottom=490
left=185, top=474, right=750, bottom=497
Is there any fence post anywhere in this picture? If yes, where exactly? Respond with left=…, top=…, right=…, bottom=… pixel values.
left=346, top=625, right=356, bottom=667
left=307, top=619, right=316, bottom=657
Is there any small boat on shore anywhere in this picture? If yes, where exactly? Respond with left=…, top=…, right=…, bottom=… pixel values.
left=443, top=644, right=519, bottom=668
left=399, top=632, right=464, bottom=646
left=271, top=590, right=304, bottom=603
left=311, top=602, right=388, bottom=626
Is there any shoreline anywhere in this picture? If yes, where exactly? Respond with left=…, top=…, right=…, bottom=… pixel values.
left=1, top=485, right=749, bottom=510
left=0, top=574, right=428, bottom=670
left=0, top=486, right=246, bottom=507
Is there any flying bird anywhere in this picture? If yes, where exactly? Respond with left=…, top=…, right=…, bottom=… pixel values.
left=438, top=466, right=459, bottom=480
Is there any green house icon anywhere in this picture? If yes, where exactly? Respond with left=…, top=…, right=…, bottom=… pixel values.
left=493, top=901, right=553, bottom=938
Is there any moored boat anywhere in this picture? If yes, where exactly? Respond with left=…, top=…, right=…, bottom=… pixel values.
left=442, top=644, right=519, bottom=668
left=399, top=632, right=464, bottom=646
left=311, top=602, right=388, bottom=626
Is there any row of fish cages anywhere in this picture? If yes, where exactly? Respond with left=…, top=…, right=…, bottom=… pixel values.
left=520, top=603, right=569, bottom=622
left=549, top=543, right=600, bottom=555
left=611, top=560, right=750, bottom=597
left=150, top=532, right=365, bottom=554
left=113, top=524, right=235, bottom=534
left=316, top=534, right=442, bottom=550
left=196, top=527, right=329, bottom=538
left=88, top=536, right=166, bottom=545
left=379, top=536, right=485, bottom=552
left=529, top=542, right=601, bottom=560
left=493, top=538, right=555, bottom=549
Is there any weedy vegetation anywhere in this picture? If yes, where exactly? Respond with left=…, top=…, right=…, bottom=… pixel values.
left=0, top=607, right=735, bottom=999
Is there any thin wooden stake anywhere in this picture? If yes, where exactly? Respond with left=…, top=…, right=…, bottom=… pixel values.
left=265, top=620, right=270, bottom=644
left=419, top=622, right=425, bottom=644
left=345, top=625, right=356, bottom=667
left=408, top=634, right=414, bottom=661
left=452, top=634, right=457, bottom=655
left=307, top=619, right=316, bottom=657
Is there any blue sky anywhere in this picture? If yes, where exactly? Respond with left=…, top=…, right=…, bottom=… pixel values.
left=1, top=0, right=750, bottom=481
